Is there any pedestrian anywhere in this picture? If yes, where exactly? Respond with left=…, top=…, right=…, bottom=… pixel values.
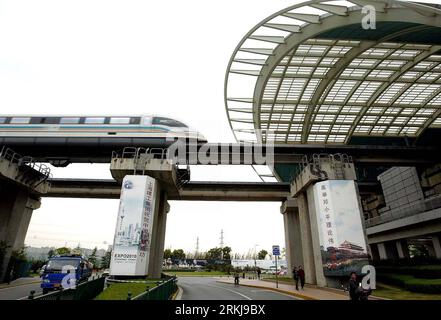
left=348, top=271, right=360, bottom=301
left=292, top=266, right=299, bottom=290
left=257, top=267, right=261, bottom=280
left=234, top=270, right=240, bottom=286
left=298, top=266, right=305, bottom=290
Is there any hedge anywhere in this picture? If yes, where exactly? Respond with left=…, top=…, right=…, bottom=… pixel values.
left=378, top=274, right=441, bottom=294
left=376, top=265, right=441, bottom=279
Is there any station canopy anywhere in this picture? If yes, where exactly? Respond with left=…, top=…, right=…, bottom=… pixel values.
left=225, top=0, right=441, bottom=145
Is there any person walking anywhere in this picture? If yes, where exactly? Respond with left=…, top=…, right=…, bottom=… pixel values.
left=256, top=267, right=261, bottom=280
left=292, top=267, right=299, bottom=290
left=348, top=272, right=360, bottom=301
left=298, top=266, right=305, bottom=290
left=234, top=270, right=240, bottom=286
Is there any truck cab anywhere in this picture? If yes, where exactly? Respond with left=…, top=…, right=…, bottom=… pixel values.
left=40, top=255, right=92, bottom=294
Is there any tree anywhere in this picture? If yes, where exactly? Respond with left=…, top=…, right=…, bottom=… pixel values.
left=30, top=259, right=46, bottom=274
left=47, top=249, right=55, bottom=259
left=205, top=247, right=222, bottom=260
left=100, top=250, right=112, bottom=269
left=257, top=249, right=268, bottom=260
left=88, top=247, right=98, bottom=268
left=171, top=249, right=185, bottom=260
left=55, top=247, right=71, bottom=255
left=222, top=246, right=232, bottom=260
left=163, top=249, right=172, bottom=259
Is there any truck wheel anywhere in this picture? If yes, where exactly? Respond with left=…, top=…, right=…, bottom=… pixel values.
left=42, top=289, right=49, bottom=295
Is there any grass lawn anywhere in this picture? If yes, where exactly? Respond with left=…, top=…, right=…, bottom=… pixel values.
left=164, top=271, right=229, bottom=277
left=373, top=282, right=441, bottom=300
left=95, top=282, right=157, bottom=300
left=262, top=276, right=293, bottom=283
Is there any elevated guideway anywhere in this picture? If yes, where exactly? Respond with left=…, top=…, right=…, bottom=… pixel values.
left=1, top=141, right=438, bottom=166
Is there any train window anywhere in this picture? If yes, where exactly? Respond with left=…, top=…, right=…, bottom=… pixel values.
left=110, top=117, right=130, bottom=124
left=152, top=117, right=188, bottom=127
left=0, top=117, right=6, bottom=124
left=60, top=117, right=80, bottom=124
left=84, top=117, right=105, bottom=124
left=130, top=117, right=140, bottom=124
left=10, top=117, right=31, bottom=124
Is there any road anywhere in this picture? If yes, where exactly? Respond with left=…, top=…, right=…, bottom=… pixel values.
left=178, top=277, right=300, bottom=300
left=0, top=280, right=42, bottom=300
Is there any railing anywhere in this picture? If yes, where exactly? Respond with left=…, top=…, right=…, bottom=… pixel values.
left=290, top=153, right=353, bottom=182
left=27, top=275, right=106, bottom=300
left=112, top=146, right=190, bottom=188
left=130, top=276, right=178, bottom=300
left=0, top=146, right=52, bottom=188
left=0, top=145, right=22, bottom=164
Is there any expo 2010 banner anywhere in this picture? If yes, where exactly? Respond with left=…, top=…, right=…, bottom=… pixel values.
left=313, top=180, right=369, bottom=277
left=110, top=175, right=158, bottom=276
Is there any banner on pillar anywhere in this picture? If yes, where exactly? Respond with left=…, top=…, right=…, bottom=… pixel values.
left=313, top=180, right=369, bottom=277
left=110, top=175, right=158, bottom=276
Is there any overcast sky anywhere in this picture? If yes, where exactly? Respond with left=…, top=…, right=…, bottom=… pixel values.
left=1, top=0, right=436, bottom=256
left=0, top=0, right=304, bottom=255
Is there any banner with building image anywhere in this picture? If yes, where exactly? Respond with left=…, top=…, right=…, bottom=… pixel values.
left=110, top=175, right=157, bottom=276
left=313, top=180, right=369, bottom=276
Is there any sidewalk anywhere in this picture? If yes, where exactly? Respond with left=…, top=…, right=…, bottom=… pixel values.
left=0, top=277, right=41, bottom=290
left=216, top=278, right=373, bottom=300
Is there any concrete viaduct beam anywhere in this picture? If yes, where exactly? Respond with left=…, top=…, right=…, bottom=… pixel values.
left=0, top=147, right=50, bottom=282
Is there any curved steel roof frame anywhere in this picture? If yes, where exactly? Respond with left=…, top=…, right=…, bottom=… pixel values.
left=224, top=0, right=441, bottom=144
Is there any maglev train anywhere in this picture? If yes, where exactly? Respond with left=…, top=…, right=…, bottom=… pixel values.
left=0, top=115, right=206, bottom=165
left=0, top=114, right=206, bottom=141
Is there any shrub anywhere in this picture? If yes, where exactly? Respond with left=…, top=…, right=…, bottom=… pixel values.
left=378, top=273, right=441, bottom=294
left=376, top=265, right=441, bottom=279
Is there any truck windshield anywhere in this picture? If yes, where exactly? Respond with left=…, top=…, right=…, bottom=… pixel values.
left=46, top=259, right=80, bottom=271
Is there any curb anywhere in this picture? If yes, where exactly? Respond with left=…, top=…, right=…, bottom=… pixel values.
left=216, top=280, right=315, bottom=300
left=172, top=286, right=183, bottom=300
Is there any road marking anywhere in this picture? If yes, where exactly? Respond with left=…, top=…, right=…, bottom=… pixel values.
left=209, top=285, right=252, bottom=300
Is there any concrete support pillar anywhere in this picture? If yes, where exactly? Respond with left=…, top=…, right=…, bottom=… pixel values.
left=0, top=187, right=40, bottom=282
left=147, top=188, right=169, bottom=278
left=297, top=193, right=317, bottom=285
left=431, top=235, right=441, bottom=259
left=281, top=199, right=303, bottom=278
left=305, top=186, right=327, bottom=287
left=396, top=240, right=410, bottom=259
left=377, top=243, right=388, bottom=260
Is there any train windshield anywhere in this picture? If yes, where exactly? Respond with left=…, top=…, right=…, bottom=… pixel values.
left=152, top=117, right=188, bottom=128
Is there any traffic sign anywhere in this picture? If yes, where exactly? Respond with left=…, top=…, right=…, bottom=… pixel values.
left=272, top=245, right=280, bottom=256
